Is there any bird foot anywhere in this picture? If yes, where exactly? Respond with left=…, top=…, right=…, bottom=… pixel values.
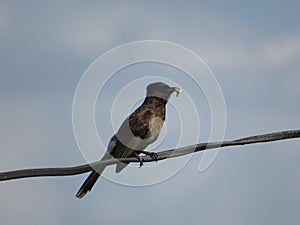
left=134, top=151, right=158, bottom=167
left=133, top=153, right=144, bottom=167
left=135, top=150, right=158, bottom=162
left=148, top=152, right=158, bottom=161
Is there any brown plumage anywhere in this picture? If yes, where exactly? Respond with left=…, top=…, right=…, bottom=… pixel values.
left=76, top=82, right=181, bottom=198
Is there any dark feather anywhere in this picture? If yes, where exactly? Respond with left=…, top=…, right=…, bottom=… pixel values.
left=75, top=82, right=177, bottom=198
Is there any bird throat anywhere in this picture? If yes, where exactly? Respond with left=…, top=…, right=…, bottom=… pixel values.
left=143, top=96, right=166, bottom=120
left=144, top=96, right=167, bottom=105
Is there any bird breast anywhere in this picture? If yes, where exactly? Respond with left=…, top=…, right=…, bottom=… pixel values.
left=147, top=117, right=164, bottom=144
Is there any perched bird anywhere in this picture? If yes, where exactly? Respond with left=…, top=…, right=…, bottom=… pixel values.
left=76, top=82, right=181, bottom=198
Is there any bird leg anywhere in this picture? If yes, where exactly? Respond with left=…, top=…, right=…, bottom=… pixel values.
left=133, top=152, right=144, bottom=167
left=134, top=150, right=158, bottom=162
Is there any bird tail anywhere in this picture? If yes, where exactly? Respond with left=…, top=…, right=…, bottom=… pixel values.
left=75, top=153, right=112, bottom=199
left=75, top=171, right=101, bottom=199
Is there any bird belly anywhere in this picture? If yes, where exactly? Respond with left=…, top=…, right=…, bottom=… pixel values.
left=147, top=117, right=164, bottom=144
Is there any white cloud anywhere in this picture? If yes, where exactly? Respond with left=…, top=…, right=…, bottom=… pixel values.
left=260, top=34, right=300, bottom=68
left=0, top=96, right=57, bottom=169
left=189, top=33, right=300, bottom=80
left=54, top=6, right=135, bottom=54
left=0, top=1, right=11, bottom=33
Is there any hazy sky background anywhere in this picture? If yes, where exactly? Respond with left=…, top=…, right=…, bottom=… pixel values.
left=0, top=1, right=300, bottom=225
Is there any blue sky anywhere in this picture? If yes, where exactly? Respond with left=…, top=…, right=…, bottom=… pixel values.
left=0, top=1, right=300, bottom=224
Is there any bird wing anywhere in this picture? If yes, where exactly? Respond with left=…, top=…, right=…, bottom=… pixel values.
left=112, top=109, right=152, bottom=156
left=111, top=105, right=163, bottom=172
left=129, top=107, right=153, bottom=139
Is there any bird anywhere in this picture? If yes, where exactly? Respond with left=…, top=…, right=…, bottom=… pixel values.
left=76, top=82, right=181, bottom=198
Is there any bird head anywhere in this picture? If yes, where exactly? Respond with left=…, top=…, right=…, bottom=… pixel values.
left=146, top=82, right=181, bottom=101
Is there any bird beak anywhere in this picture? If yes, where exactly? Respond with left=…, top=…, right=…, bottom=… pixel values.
left=173, top=87, right=182, bottom=97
